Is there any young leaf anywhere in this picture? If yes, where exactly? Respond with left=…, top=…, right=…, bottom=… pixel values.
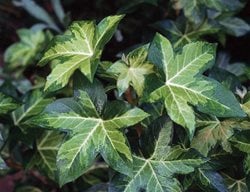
left=29, top=131, right=64, bottom=180
left=12, top=90, right=54, bottom=127
left=110, top=118, right=204, bottom=192
left=27, top=91, right=148, bottom=186
left=39, top=15, right=124, bottom=91
left=147, top=33, right=245, bottom=137
left=108, top=45, right=154, bottom=96
left=0, top=93, right=20, bottom=115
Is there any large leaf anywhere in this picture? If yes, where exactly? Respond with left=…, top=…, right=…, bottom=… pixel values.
left=0, top=93, right=20, bottom=115
left=39, top=15, right=124, bottom=91
left=191, top=115, right=250, bottom=156
left=108, top=45, right=154, bottom=96
left=147, top=34, right=245, bottom=137
left=12, top=90, right=53, bottom=127
left=29, top=131, right=64, bottom=180
left=110, top=118, right=204, bottom=192
left=27, top=91, right=148, bottom=185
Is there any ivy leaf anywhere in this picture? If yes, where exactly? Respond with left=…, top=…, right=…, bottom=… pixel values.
left=108, top=45, right=154, bottom=96
left=191, top=115, right=250, bottom=156
left=218, top=17, right=250, bottom=37
left=153, top=18, right=218, bottom=49
left=110, top=118, right=204, bottom=192
left=196, top=169, right=228, bottom=192
left=27, top=91, right=148, bottom=186
left=12, top=90, right=54, bottom=128
left=229, top=130, right=250, bottom=154
left=0, top=93, right=20, bottom=115
left=28, top=131, right=64, bottom=180
left=147, top=33, right=245, bottom=137
left=223, top=174, right=248, bottom=192
left=4, top=28, right=48, bottom=72
left=73, top=71, right=107, bottom=114
left=39, top=15, right=124, bottom=91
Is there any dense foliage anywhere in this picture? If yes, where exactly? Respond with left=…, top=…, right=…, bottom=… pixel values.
left=0, top=0, right=250, bottom=191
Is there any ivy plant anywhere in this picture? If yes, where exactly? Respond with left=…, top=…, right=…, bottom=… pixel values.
left=0, top=0, right=250, bottom=191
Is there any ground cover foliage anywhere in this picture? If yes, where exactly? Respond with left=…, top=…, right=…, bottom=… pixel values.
left=0, top=0, right=250, bottom=191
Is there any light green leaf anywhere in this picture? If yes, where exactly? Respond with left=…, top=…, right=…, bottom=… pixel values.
left=191, top=115, right=250, bottom=156
left=29, top=131, right=64, bottom=180
left=27, top=91, right=148, bottom=186
left=148, top=34, right=245, bottom=137
left=12, top=90, right=54, bottom=127
left=40, top=15, right=124, bottom=91
left=0, top=93, right=20, bottom=115
left=110, top=118, right=204, bottom=192
left=4, top=28, right=48, bottom=71
left=108, top=45, right=154, bottom=96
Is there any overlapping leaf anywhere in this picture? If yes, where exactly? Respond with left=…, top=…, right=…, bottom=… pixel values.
left=153, top=19, right=219, bottom=48
left=12, top=90, right=53, bottom=128
left=39, top=15, right=124, bottom=91
left=191, top=114, right=250, bottom=156
left=29, top=131, right=64, bottom=180
left=108, top=45, right=154, bottom=96
left=27, top=91, right=148, bottom=185
left=147, top=34, right=245, bottom=137
left=223, top=173, right=248, bottom=192
left=0, top=93, right=20, bottom=115
left=4, top=28, right=48, bottom=72
left=110, top=118, right=204, bottom=192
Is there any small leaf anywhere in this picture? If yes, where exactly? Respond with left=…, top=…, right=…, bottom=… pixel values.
left=148, top=34, right=245, bottom=137
left=0, top=93, right=20, bottom=115
left=108, top=45, right=154, bottom=96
